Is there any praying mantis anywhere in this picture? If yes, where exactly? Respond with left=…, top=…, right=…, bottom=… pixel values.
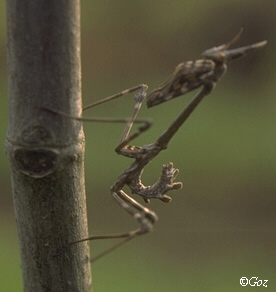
left=44, top=29, right=267, bottom=262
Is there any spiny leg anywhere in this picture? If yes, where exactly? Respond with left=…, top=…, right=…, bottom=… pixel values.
left=69, top=189, right=158, bottom=262
left=83, top=84, right=149, bottom=143
left=42, top=84, right=151, bottom=148
left=116, top=190, right=158, bottom=232
left=70, top=190, right=157, bottom=243
left=90, top=190, right=158, bottom=262
left=82, top=83, right=149, bottom=143
left=82, top=84, right=147, bottom=111
left=114, top=84, right=153, bottom=151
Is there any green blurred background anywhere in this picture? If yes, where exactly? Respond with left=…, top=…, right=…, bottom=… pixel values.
left=1, top=1, right=275, bottom=291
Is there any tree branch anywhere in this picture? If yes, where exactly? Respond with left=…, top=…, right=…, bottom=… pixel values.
left=5, top=0, right=92, bottom=291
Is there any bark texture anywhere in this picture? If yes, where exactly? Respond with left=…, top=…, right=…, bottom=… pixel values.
left=5, top=1, right=92, bottom=291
